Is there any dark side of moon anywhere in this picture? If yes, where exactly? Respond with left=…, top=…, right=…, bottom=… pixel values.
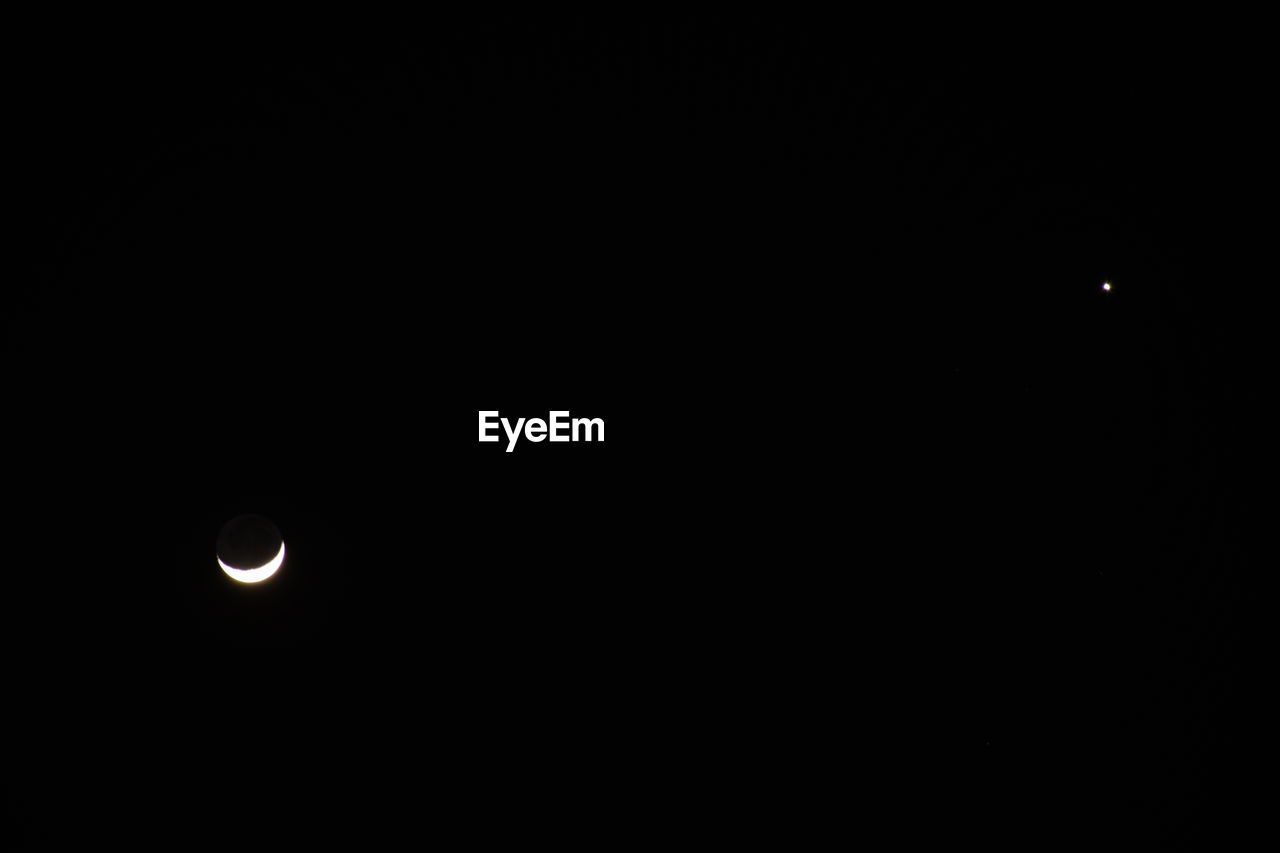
left=217, top=514, right=283, bottom=570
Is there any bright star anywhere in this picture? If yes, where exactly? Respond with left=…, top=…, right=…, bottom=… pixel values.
left=1101, top=282, right=1112, bottom=292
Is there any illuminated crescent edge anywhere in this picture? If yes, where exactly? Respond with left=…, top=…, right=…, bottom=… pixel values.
left=218, top=541, right=285, bottom=583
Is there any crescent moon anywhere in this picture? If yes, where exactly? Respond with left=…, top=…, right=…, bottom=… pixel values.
left=219, top=541, right=285, bottom=584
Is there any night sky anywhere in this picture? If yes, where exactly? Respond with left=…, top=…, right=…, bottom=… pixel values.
left=4, top=21, right=1249, bottom=847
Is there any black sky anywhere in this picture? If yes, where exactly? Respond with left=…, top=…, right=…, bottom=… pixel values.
left=3, top=21, right=1250, bottom=847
